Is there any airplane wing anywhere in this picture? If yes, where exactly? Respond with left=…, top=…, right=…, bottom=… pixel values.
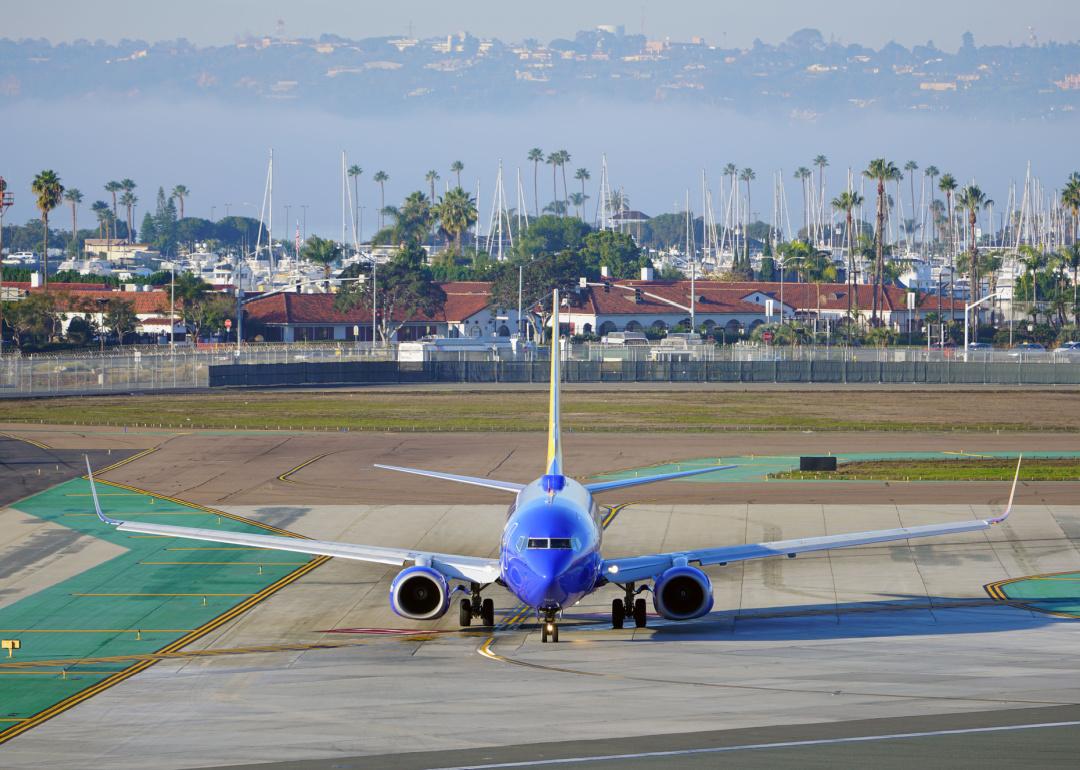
left=86, top=459, right=501, bottom=584
left=585, top=464, right=737, bottom=494
left=601, top=456, right=1022, bottom=584
left=374, top=464, right=525, bottom=493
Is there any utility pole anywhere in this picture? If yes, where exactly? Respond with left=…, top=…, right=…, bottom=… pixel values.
left=301, top=205, right=308, bottom=242
left=169, top=265, right=175, bottom=351
left=0, top=178, right=12, bottom=357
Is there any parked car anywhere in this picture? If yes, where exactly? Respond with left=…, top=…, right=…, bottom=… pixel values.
left=966, top=342, right=993, bottom=350
left=1053, top=341, right=1080, bottom=360
left=1008, top=342, right=1046, bottom=359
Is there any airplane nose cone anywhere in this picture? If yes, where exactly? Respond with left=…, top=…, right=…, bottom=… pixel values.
left=522, top=551, right=574, bottom=607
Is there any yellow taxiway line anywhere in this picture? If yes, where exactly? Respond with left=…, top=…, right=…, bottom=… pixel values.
left=277, top=453, right=331, bottom=483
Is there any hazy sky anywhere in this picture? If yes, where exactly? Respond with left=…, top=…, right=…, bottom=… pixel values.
left=6, top=0, right=1080, bottom=49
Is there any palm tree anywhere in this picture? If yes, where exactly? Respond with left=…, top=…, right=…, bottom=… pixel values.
left=924, top=165, right=940, bottom=242
left=436, top=187, right=478, bottom=256
left=64, top=188, right=83, bottom=255
left=863, top=159, right=901, bottom=324
left=91, top=200, right=110, bottom=240
left=813, top=155, right=828, bottom=243
left=300, top=235, right=342, bottom=290
left=1063, top=244, right=1080, bottom=325
left=425, top=170, right=440, bottom=206
left=955, top=184, right=990, bottom=339
left=373, top=171, right=389, bottom=230
left=556, top=150, right=571, bottom=207
left=347, top=165, right=362, bottom=234
left=119, top=179, right=137, bottom=243
left=527, top=148, right=544, bottom=218
left=574, top=167, right=590, bottom=216
left=739, top=168, right=756, bottom=268
left=545, top=152, right=560, bottom=215
left=119, top=191, right=138, bottom=244
left=450, top=160, right=464, bottom=188
left=832, top=190, right=864, bottom=326
left=386, top=191, right=433, bottom=245
left=794, top=166, right=812, bottom=238
left=903, top=161, right=918, bottom=241
left=171, top=184, right=190, bottom=219
left=32, top=170, right=64, bottom=288
left=104, top=181, right=122, bottom=245
left=568, top=192, right=588, bottom=219
left=938, top=173, right=958, bottom=320
left=1063, top=173, right=1080, bottom=244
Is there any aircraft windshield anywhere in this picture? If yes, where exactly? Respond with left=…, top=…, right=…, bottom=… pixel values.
left=526, top=538, right=574, bottom=550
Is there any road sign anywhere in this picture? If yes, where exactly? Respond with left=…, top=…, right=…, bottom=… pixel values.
left=763, top=331, right=774, bottom=343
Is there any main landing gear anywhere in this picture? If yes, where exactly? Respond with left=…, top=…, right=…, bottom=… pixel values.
left=540, top=608, right=560, bottom=643
left=459, top=582, right=495, bottom=627
left=611, top=583, right=648, bottom=629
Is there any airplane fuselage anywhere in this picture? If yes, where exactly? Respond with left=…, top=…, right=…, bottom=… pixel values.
left=499, top=476, right=603, bottom=612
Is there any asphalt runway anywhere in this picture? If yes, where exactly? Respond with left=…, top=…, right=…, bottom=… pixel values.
left=0, top=433, right=137, bottom=508
left=0, top=425, right=1078, bottom=769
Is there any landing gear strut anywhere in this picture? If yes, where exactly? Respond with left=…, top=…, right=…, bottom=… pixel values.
left=612, top=583, right=648, bottom=629
left=540, top=608, right=560, bottom=643
left=459, top=583, right=495, bottom=627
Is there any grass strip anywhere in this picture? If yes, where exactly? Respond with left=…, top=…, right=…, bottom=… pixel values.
left=770, top=457, right=1080, bottom=481
left=2, top=389, right=1080, bottom=433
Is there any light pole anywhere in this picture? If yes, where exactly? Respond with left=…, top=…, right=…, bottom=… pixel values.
left=964, top=291, right=1001, bottom=361
left=0, top=180, right=13, bottom=358
left=301, top=205, right=308, bottom=242
left=95, top=298, right=110, bottom=354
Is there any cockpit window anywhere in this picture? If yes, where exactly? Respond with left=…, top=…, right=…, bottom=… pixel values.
left=527, top=537, right=573, bottom=550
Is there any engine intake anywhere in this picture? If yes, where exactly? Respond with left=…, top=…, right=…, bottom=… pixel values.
left=389, top=565, right=450, bottom=620
left=652, top=565, right=714, bottom=621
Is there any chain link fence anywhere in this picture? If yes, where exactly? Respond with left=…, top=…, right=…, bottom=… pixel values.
left=2, top=343, right=1079, bottom=395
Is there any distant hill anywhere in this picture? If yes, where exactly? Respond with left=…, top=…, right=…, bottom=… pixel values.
left=1, top=28, right=1077, bottom=119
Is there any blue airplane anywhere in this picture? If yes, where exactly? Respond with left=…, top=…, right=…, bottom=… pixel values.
left=88, top=290, right=1021, bottom=644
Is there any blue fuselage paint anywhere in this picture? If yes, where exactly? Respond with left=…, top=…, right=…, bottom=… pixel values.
left=499, top=476, right=603, bottom=612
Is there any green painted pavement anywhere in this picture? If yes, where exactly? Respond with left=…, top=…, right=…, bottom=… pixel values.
left=590, top=451, right=1080, bottom=484
left=994, top=573, right=1080, bottom=619
left=0, top=478, right=315, bottom=726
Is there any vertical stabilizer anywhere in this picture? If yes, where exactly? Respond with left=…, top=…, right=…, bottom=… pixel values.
left=545, top=289, right=563, bottom=478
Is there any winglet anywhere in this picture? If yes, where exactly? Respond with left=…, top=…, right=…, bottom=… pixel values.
left=988, top=454, right=1021, bottom=525
left=85, top=456, right=121, bottom=526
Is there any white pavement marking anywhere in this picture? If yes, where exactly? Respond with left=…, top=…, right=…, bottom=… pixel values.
left=430, top=720, right=1080, bottom=769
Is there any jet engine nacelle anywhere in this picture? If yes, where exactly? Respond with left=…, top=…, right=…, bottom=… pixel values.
left=652, top=565, right=714, bottom=621
left=389, top=565, right=450, bottom=620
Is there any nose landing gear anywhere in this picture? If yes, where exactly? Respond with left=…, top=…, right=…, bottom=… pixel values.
left=459, top=583, right=496, bottom=627
left=540, top=608, right=560, bottom=643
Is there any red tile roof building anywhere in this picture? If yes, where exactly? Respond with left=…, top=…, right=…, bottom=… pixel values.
left=564, top=280, right=974, bottom=336
left=242, top=282, right=517, bottom=342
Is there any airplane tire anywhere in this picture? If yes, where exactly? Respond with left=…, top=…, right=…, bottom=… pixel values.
left=552, top=624, right=559, bottom=643
left=541, top=625, right=549, bottom=643
left=612, top=599, right=624, bottom=629
left=634, top=598, right=648, bottom=628
left=481, top=598, right=495, bottom=627
left=459, top=598, right=472, bottom=627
